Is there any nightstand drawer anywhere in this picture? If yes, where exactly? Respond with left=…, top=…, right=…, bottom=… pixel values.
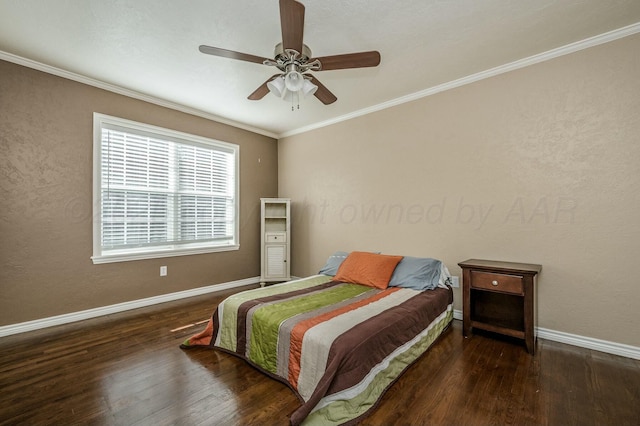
left=471, top=271, right=523, bottom=295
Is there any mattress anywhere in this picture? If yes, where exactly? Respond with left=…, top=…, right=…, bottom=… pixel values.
left=182, top=274, right=454, bottom=425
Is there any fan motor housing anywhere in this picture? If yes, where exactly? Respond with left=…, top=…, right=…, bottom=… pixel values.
left=274, top=42, right=312, bottom=63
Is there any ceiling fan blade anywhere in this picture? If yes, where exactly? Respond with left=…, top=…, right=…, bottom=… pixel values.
left=313, top=51, right=381, bottom=71
left=309, top=76, right=337, bottom=105
left=199, top=45, right=270, bottom=65
left=248, top=74, right=282, bottom=100
left=279, top=0, right=305, bottom=53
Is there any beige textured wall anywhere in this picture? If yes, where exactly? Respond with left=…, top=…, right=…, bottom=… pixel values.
left=0, top=60, right=278, bottom=326
left=278, top=34, right=640, bottom=347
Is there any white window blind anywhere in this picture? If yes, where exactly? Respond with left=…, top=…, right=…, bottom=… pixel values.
left=92, top=114, right=239, bottom=264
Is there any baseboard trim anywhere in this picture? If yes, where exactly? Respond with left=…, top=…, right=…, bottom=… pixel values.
left=452, top=309, right=639, bottom=360
left=0, top=276, right=260, bottom=338
left=536, top=327, right=640, bottom=360
left=2, top=293, right=637, bottom=360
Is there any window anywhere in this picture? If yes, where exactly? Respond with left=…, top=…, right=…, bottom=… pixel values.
left=92, top=113, right=239, bottom=264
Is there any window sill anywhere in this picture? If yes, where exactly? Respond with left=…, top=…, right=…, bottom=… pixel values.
left=91, top=244, right=240, bottom=264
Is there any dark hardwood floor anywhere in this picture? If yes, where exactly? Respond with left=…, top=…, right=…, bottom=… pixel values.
left=1, top=285, right=639, bottom=425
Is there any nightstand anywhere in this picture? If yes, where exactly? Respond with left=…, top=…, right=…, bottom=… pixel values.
left=458, top=259, right=541, bottom=354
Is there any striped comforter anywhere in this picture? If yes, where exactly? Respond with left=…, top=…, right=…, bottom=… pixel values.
left=200, top=275, right=453, bottom=425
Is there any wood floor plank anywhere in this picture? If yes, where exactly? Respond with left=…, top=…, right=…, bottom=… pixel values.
left=1, top=285, right=639, bottom=425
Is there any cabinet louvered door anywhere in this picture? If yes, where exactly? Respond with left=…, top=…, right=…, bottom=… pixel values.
left=265, top=244, right=286, bottom=278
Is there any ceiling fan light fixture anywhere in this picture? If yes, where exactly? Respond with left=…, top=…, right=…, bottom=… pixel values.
left=267, top=76, right=286, bottom=97
left=284, top=70, right=304, bottom=92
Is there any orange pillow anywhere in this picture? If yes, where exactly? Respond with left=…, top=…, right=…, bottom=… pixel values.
left=334, top=251, right=403, bottom=289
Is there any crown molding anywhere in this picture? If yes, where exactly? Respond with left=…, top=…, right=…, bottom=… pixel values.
left=279, top=21, right=640, bottom=138
left=2, top=22, right=638, bottom=140
left=0, top=51, right=278, bottom=139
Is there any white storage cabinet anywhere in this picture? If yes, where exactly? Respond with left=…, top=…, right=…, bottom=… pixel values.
left=260, top=198, right=291, bottom=286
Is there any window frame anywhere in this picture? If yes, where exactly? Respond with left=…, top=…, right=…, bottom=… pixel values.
left=92, top=113, right=240, bottom=264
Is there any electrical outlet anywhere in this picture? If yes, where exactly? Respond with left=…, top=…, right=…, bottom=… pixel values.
left=451, top=276, right=459, bottom=288
left=160, top=266, right=167, bottom=276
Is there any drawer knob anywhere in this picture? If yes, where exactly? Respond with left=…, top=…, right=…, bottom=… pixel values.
left=491, top=280, right=499, bottom=286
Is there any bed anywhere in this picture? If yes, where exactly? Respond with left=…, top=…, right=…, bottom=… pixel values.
left=181, top=251, right=454, bottom=425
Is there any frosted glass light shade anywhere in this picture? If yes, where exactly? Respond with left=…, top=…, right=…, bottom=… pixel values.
left=284, top=71, right=304, bottom=91
left=267, top=76, right=285, bottom=97
left=282, top=89, right=299, bottom=103
left=301, top=79, right=317, bottom=97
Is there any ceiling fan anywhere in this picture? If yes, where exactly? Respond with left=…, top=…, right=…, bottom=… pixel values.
left=198, top=0, right=381, bottom=106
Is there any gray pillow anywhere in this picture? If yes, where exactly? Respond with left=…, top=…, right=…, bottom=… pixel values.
left=318, top=251, right=349, bottom=276
left=388, top=256, right=442, bottom=291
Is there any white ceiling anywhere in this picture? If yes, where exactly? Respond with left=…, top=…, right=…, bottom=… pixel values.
left=1, top=0, right=640, bottom=138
